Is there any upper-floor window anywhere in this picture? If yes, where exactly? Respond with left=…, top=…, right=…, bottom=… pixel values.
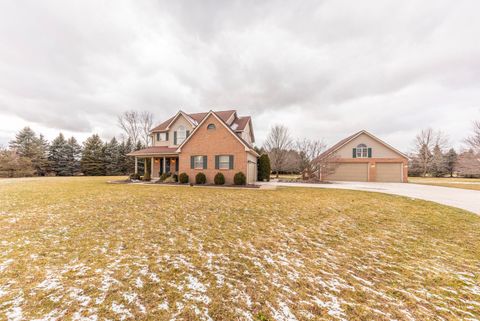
left=156, top=132, right=167, bottom=141
left=177, top=126, right=186, bottom=144
left=356, top=144, right=368, bottom=158
left=207, top=123, right=216, bottom=130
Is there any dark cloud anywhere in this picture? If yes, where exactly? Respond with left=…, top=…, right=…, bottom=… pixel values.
left=0, top=0, right=479, bottom=151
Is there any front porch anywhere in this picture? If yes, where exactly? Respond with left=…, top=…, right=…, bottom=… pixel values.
left=134, top=155, right=179, bottom=179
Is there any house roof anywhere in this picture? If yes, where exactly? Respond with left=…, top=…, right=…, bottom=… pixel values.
left=315, top=130, right=408, bottom=161
left=176, top=110, right=259, bottom=156
left=150, top=110, right=237, bottom=132
left=127, top=146, right=178, bottom=157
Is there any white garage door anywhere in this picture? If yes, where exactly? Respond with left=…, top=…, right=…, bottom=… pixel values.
left=376, top=163, right=402, bottom=182
left=327, top=163, right=368, bottom=182
left=247, top=161, right=257, bottom=184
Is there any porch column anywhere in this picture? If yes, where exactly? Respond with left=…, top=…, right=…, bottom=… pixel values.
left=151, top=157, right=154, bottom=177
left=135, top=157, right=138, bottom=174
left=163, top=156, right=166, bottom=174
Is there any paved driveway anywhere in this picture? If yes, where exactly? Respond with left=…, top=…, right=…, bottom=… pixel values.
left=258, top=181, right=480, bottom=214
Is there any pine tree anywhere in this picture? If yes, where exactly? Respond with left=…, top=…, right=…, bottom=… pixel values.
left=104, top=137, right=122, bottom=176
left=65, top=137, right=82, bottom=175
left=49, top=133, right=70, bottom=176
left=445, top=148, right=458, bottom=177
left=430, top=145, right=448, bottom=177
left=9, top=127, right=49, bottom=176
left=124, top=138, right=135, bottom=174
left=81, top=134, right=106, bottom=176
left=135, top=140, right=145, bottom=174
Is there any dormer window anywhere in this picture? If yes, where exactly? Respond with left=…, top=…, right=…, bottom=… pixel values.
left=354, top=144, right=372, bottom=158
left=207, top=124, right=216, bottom=130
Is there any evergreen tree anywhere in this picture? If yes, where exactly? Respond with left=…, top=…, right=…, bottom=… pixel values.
left=124, top=138, right=135, bottom=174
left=65, top=137, right=82, bottom=175
left=9, top=127, right=49, bottom=176
left=258, top=154, right=272, bottom=181
left=430, top=144, right=447, bottom=177
left=445, top=148, right=458, bottom=177
left=81, top=134, right=106, bottom=176
left=135, top=140, right=145, bottom=174
left=104, top=137, right=122, bottom=176
left=49, top=133, right=69, bottom=176
left=36, top=134, right=51, bottom=176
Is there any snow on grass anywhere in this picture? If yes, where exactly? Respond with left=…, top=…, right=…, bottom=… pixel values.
left=1, top=177, right=480, bottom=320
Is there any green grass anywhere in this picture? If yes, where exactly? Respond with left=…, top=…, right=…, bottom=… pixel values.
left=409, top=177, right=480, bottom=191
left=1, top=177, right=480, bottom=320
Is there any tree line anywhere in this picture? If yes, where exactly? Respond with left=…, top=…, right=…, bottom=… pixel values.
left=0, top=110, right=155, bottom=178
left=0, top=127, right=146, bottom=178
left=409, top=122, right=480, bottom=177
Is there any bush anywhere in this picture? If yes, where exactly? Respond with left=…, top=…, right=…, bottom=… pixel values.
left=214, top=172, right=225, bottom=185
left=258, top=154, right=271, bottom=181
left=129, top=173, right=141, bottom=180
left=234, top=171, right=246, bottom=185
left=143, top=171, right=151, bottom=181
left=159, top=172, right=170, bottom=182
left=195, top=172, right=206, bottom=184
left=179, top=172, right=189, bottom=184
left=172, top=174, right=178, bottom=182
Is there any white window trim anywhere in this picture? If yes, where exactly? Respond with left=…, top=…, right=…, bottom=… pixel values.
left=219, top=155, right=230, bottom=169
left=194, top=155, right=204, bottom=169
left=356, top=144, right=368, bottom=158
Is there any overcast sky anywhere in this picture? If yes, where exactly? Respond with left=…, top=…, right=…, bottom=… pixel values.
left=1, top=0, right=479, bottom=152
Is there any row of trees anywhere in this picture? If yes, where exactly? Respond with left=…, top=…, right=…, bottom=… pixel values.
left=0, top=127, right=144, bottom=178
left=409, top=122, right=480, bottom=177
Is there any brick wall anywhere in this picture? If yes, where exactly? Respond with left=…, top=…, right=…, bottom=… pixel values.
left=178, top=114, right=248, bottom=184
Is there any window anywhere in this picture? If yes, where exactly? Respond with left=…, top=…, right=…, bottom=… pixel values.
left=177, top=126, right=186, bottom=144
left=194, top=155, right=204, bottom=169
left=207, top=123, right=216, bottom=130
left=219, top=155, right=230, bottom=169
left=356, top=144, right=368, bottom=158
left=157, top=133, right=167, bottom=141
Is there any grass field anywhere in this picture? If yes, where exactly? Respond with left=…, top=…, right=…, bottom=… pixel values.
left=1, top=177, right=480, bottom=320
left=409, top=177, right=480, bottom=191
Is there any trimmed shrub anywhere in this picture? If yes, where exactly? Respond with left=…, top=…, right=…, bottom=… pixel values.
left=172, top=174, right=178, bottom=182
left=143, top=171, right=151, bottom=181
left=160, top=172, right=170, bottom=182
left=214, top=172, right=225, bottom=185
left=234, top=171, right=246, bottom=185
left=195, top=172, right=206, bottom=184
left=179, top=172, right=189, bottom=184
left=129, top=173, right=141, bottom=180
left=258, top=154, right=271, bottom=182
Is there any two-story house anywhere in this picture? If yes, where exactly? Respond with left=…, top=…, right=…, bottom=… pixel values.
left=127, top=110, right=259, bottom=184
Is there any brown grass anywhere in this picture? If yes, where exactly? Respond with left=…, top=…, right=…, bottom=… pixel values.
left=409, top=177, right=480, bottom=191
left=0, top=177, right=479, bottom=320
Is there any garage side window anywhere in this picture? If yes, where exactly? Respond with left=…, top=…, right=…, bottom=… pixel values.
left=354, top=144, right=371, bottom=158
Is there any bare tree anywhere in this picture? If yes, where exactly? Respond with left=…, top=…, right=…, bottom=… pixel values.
left=413, top=128, right=448, bottom=177
left=264, top=125, right=293, bottom=178
left=140, top=111, right=154, bottom=147
left=295, top=138, right=326, bottom=180
left=118, top=111, right=140, bottom=145
left=118, top=110, right=154, bottom=147
left=314, top=153, right=339, bottom=182
left=466, top=121, right=480, bottom=153
left=456, top=150, right=480, bottom=178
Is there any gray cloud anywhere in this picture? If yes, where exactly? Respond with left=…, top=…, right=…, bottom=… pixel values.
left=0, top=0, right=479, bottom=151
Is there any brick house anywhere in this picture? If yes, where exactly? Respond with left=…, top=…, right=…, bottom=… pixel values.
left=127, top=110, right=259, bottom=184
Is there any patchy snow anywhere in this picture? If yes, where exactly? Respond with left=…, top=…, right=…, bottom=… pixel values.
left=269, top=301, right=298, bottom=321
left=111, top=302, right=133, bottom=321
left=158, top=300, right=169, bottom=310
left=135, top=277, right=144, bottom=288
left=0, top=258, right=14, bottom=273
left=5, top=294, right=24, bottom=321
left=31, top=308, right=67, bottom=321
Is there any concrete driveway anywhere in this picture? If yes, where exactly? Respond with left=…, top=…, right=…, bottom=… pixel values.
left=258, top=181, right=480, bottom=215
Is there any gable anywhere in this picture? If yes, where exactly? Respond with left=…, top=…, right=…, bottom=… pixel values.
left=177, top=113, right=246, bottom=153
left=335, top=133, right=406, bottom=159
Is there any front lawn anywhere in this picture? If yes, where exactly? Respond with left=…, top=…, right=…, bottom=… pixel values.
left=1, top=177, right=479, bottom=320
left=409, top=177, right=480, bottom=191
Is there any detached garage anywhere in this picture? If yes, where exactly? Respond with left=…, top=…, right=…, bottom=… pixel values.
left=315, top=130, right=408, bottom=183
